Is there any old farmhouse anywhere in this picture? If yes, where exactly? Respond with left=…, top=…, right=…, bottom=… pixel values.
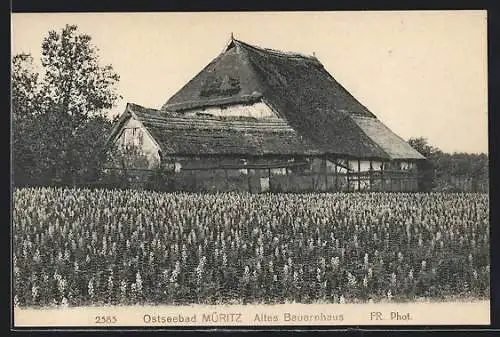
left=107, top=37, right=425, bottom=192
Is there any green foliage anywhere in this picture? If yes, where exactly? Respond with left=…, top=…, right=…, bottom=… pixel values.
left=40, top=25, right=120, bottom=125
left=11, top=24, right=121, bottom=186
left=407, top=137, right=442, bottom=159
left=12, top=54, right=44, bottom=184
left=408, top=137, right=488, bottom=192
left=11, top=54, right=42, bottom=120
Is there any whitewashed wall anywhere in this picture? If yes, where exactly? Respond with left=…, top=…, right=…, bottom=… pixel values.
left=371, top=161, right=383, bottom=171
left=115, top=118, right=161, bottom=169
left=347, top=160, right=372, bottom=172
left=359, top=160, right=372, bottom=172
left=183, top=101, right=278, bottom=119
left=327, top=159, right=385, bottom=173
left=332, top=159, right=348, bottom=173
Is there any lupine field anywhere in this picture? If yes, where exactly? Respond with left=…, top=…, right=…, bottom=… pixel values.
left=13, top=187, right=489, bottom=307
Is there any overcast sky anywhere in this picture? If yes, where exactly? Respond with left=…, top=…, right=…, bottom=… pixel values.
left=11, top=11, right=488, bottom=154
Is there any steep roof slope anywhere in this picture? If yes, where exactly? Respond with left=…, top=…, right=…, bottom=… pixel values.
left=160, top=38, right=425, bottom=160
left=163, top=41, right=264, bottom=112
left=351, top=116, right=427, bottom=160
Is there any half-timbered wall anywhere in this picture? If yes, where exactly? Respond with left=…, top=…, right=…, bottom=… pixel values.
left=115, top=118, right=161, bottom=168
left=112, top=118, right=420, bottom=192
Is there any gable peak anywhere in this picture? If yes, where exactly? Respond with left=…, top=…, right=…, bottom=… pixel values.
left=222, top=32, right=238, bottom=53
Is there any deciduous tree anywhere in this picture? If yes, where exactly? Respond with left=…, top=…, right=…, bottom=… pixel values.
left=11, top=24, right=121, bottom=186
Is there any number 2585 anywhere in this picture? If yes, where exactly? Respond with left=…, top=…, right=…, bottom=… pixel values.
left=95, top=316, right=117, bottom=324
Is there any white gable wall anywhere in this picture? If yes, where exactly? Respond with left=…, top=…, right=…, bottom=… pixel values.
left=183, top=101, right=278, bottom=119
left=115, top=118, right=161, bottom=169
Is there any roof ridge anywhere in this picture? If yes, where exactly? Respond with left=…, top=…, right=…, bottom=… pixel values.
left=146, top=124, right=296, bottom=133
left=233, top=39, right=319, bottom=61
left=128, top=102, right=290, bottom=123
left=142, top=114, right=288, bottom=123
left=166, top=93, right=262, bottom=111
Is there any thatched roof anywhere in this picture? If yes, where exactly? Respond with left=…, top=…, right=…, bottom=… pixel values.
left=160, top=38, right=425, bottom=160
left=109, top=103, right=322, bottom=156
left=351, top=116, right=426, bottom=160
